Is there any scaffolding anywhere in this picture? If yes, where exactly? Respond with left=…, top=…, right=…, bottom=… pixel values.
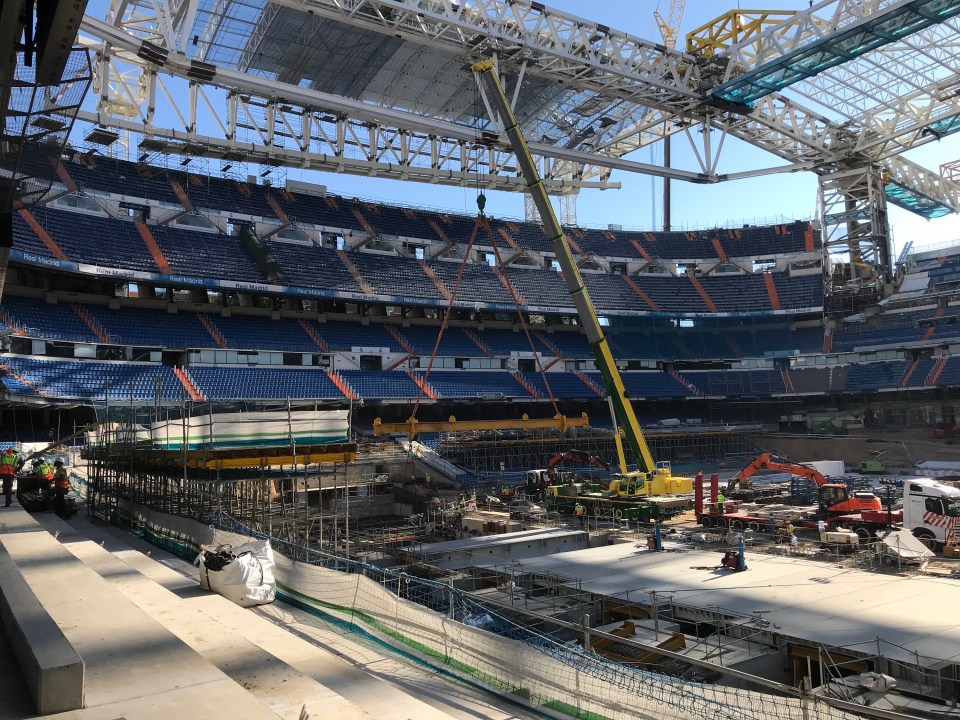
left=80, top=409, right=479, bottom=558
left=438, top=425, right=760, bottom=485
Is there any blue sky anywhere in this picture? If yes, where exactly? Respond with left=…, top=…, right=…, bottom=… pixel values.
left=79, top=0, right=960, bottom=254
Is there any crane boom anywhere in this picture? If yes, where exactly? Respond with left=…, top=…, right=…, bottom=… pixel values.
left=471, top=59, right=656, bottom=474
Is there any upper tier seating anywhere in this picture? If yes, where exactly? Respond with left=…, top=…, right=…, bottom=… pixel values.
left=259, top=241, right=360, bottom=293
left=53, top=157, right=817, bottom=261
left=64, top=157, right=183, bottom=206
left=14, top=206, right=157, bottom=271
left=349, top=252, right=443, bottom=301
left=151, top=224, right=264, bottom=282
left=429, top=261, right=514, bottom=305
left=13, top=203, right=820, bottom=317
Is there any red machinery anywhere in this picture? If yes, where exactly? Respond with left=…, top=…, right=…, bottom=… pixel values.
left=726, top=453, right=882, bottom=515
left=546, top=451, right=610, bottom=480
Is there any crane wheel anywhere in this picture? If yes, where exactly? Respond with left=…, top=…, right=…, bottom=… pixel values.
left=730, top=520, right=744, bottom=531
left=614, top=509, right=624, bottom=520
left=699, top=516, right=714, bottom=528
left=594, top=506, right=602, bottom=517
left=748, top=522, right=760, bottom=532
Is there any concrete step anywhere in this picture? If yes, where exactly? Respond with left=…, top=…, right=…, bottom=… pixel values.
left=35, top=513, right=377, bottom=720
left=36, top=514, right=525, bottom=720
left=0, top=505, right=283, bottom=720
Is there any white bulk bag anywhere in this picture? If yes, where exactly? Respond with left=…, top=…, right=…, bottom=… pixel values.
left=196, top=540, right=276, bottom=607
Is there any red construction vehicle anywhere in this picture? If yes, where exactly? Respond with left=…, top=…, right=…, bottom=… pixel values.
left=728, top=453, right=883, bottom=515
left=933, top=422, right=960, bottom=440
left=698, top=454, right=901, bottom=538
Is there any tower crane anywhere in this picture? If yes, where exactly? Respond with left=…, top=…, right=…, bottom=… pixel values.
left=654, top=0, right=686, bottom=50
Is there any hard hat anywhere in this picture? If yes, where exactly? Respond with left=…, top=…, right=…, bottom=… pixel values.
left=54, top=460, right=64, bottom=467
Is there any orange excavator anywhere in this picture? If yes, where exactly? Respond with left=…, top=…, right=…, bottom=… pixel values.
left=727, top=452, right=883, bottom=515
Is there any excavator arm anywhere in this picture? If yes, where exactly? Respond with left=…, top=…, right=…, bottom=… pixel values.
left=472, top=59, right=656, bottom=476
left=547, top=451, right=610, bottom=478
left=727, top=452, right=827, bottom=494
left=728, top=452, right=881, bottom=515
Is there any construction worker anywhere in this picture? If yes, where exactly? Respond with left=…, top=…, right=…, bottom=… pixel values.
left=33, top=457, right=53, bottom=510
left=34, top=457, right=53, bottom=478
left=0, top=446, right=21, bottom=507
left=52, top=460, right=69, bottom=517
left=717, top=490, right=726, bottom=505
left=574, top=502, right=586, bottom=527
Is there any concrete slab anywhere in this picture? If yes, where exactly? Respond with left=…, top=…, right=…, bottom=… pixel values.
left=0, top=507, right=281, bottom=720
left=471, top=539, right=960, bottom=666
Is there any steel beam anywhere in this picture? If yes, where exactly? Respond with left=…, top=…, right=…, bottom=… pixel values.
left=372, top=413, right=590, bottom=439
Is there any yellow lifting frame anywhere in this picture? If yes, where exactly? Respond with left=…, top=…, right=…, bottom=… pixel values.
left=686, top=10, right=801, bottom=58
left=373, top=413, right=589, bottom=439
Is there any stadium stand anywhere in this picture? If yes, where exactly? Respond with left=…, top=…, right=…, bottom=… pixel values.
left=188, top=366, right=343, bottom=401
left=0, top=356, right=183, bottom=400
left=2, top=158, right=958, bottom=412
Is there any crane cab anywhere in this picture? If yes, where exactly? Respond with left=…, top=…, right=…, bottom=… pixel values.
left=818, top=484, right=882, bottom=514
left=610, top=461, right=693, bottom=497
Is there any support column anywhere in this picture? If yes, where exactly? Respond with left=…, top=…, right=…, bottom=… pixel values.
left=819, top=166, right=892, bottom=301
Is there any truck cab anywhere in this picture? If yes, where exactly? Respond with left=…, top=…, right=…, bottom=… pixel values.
left=902, top=478, right=960, bottom=549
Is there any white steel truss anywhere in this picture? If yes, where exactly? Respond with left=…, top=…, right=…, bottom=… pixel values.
left=74, top=0, right=960, bottom=217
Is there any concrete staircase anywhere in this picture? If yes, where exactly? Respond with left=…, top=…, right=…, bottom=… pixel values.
left=16, top=510, right=520, bottom=720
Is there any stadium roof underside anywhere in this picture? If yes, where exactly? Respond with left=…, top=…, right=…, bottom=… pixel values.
left=76, top=0, right=960, bottom=215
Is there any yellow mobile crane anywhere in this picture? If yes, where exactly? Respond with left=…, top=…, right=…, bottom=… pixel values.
left=471, top=60, right=691, bottom=499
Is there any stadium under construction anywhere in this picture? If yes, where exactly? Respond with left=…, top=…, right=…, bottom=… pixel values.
left=3, top=1, right=960, bottom=720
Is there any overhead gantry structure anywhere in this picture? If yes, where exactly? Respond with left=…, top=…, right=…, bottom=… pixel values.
left=73, top=0, right=960, bottom=287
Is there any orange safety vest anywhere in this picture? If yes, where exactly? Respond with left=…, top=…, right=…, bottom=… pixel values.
left=35, top=464, right=53, bottom=481
left=0, top=453, right=18, bottom=476
left=54, top=468, right=69, bottom=490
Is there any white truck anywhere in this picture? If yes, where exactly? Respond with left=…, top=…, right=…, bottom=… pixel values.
left=902, top=477, right=960, bottom=549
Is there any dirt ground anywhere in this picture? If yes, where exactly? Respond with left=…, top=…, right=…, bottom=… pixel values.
left=752, top=429, right=960, bottom=470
